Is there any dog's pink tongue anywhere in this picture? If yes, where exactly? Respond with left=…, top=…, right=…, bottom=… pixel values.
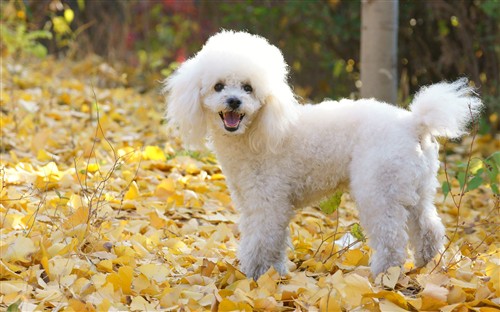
left=223, top=112, right=240, bottom=127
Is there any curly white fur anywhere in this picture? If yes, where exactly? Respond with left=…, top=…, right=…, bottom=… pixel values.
left=164, top=30, right=482, bottom=280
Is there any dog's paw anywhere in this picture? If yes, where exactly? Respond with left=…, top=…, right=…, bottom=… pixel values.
left=273, top=260, right=288, bottom=276
left=414, top=247, right=442, bottom=268
left=243, top=261, right=288, bottom=280
left=370, top=253, right=405, bottom=277
left=244, top=263, right=270, bottom=280
left=415, top=237, right=444, bottom=268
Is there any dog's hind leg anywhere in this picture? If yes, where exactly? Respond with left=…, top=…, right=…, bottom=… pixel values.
left=407, top=141, right=445, bottom=268
left=407, top=184, right=445, bottom=268
left=356, top=196, right=410, bottom=276
left=350, top=161, right=415, bottom=276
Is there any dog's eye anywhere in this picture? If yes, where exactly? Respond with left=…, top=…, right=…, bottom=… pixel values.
left=243, top=84, right=253, bottom=93
left=214, top=83, right=224, bottom=92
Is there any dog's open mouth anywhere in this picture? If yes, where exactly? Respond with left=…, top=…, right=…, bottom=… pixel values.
left=219, top=111, right=245, bottom=132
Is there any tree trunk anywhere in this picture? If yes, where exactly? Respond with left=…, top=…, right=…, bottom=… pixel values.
left=360, top=0, right=399, bottom=104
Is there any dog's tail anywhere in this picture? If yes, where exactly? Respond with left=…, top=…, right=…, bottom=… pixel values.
left=410, top=78, right=482, bottom=138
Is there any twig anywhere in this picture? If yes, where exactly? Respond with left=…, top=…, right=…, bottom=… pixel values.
left=431, top=103, right=479, bottom=273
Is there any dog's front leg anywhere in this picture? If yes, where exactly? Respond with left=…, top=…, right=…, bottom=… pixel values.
left=237, top=200, right=293, bottom=280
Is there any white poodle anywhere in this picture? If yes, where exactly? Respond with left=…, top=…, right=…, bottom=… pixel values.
left=164, top=30, right=482, bottom=280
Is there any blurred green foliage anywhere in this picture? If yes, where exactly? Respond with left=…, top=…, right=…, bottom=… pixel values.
left=0, top=23, right=52, bottom=59
left=214, top=1, right=362, bottom=98
left=0, top=2, right=52, bottom=58
left=443, top=151, right=500, bottom=200
left=128, top=2, right=199, bottom=87
left=2, top=0, right=499, bottom=129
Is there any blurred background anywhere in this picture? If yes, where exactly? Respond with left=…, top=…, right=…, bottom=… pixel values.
left=1, top=0, right=499, bottom=131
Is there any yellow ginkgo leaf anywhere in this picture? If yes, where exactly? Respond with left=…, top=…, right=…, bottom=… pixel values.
left=58, top=92, right=71, bottom=105
left=36, top=149, right=53, bottom=162
left=143, top=146, right=166, bottom=161
left=218, top=299, right=252, bottom=312
left=124, top=181, right=139, bottom=200
left=106, top=265, right=133, bottom=294
left=130, top=295, right=156, bottom=311
left=342, top=249, right=365, bottom=267
left=64, top=205, right=89, bottom=229
left=3, top=236, right=37, bottom=263
left=364, top=290, right=409, bottom=310
left=97, top=260, right=113, bottom=273
left=210, top=173, right=225, bottom=180
left=86, top=163, right=100, bottom=173
left=64, top=8, right=74, bottom=24
left=319, top=289, right=342, bottom=312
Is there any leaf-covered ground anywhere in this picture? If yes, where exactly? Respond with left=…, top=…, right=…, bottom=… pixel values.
left=1, top=56, right=499, bottom=312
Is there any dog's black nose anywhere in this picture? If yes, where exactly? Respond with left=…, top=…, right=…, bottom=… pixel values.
left=227, top=97, right=241, bottom=110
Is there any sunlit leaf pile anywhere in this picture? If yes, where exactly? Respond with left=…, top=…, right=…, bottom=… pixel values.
left=1, top=57, right=499, bottom=311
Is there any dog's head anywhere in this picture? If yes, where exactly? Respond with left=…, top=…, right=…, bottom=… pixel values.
left=164, top=30, right=298, bottom=152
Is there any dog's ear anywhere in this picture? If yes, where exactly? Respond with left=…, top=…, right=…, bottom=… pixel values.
left=163, top=59, right=207, bottom=149
left=248, top=84, right=298, bottom=153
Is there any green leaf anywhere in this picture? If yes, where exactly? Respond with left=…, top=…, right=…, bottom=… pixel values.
left=25, top=30, right=53, bottom=41
left=481, top=0, right=500, bottom=19
left=7, top=300, right=21, bottom=312
left=350, top=223, right=365, bottom=242
left=332, top=60, right=345, bottom=78
left=29, top=44, right=48, bottom=58
left=77, top=0, right=85, bottom=10
left=485, top=158, right=499, bottom=182
left=490, top=151, right=500, bottom=167
left=457, top=171, right=467, bottom=190
left=442, top=181, right=451, bottom=200
left=491, top=183, right=499, bottom=195
left=469, top=158, right=483, bottom=175
left=438, top=20, right=450, bottom=36
left=466, top=175, right=483, bottom=191
left=320, top=190, right=343, bottom=214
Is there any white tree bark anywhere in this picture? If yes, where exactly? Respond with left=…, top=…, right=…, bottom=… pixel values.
left=360, top=0, right=399, bottom=104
